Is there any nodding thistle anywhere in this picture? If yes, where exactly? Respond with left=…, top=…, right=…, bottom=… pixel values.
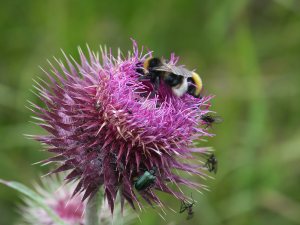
left=29, top=39, right=217, bottom=218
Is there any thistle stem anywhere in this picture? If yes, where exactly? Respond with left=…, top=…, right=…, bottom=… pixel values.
left=85, top=192, right=102, bottom=225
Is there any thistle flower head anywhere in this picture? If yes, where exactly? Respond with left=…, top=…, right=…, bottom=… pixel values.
left=16, top=172, right=134, bottom=225
left=28, top=40, right=215, bottom=218
left=17, top=173, right=85, bottom=225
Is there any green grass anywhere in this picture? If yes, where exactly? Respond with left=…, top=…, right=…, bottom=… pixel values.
left=1, top=0, right=300, bottom=224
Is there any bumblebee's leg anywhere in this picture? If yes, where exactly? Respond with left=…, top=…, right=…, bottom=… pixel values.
left=138, top=74, right=149, bottom=81
left=149, top=76, right=160, bottom=98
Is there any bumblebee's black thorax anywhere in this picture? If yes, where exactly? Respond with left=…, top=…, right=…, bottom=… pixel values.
left=147, top=57, right=162, bottom=69
left=147, top=58, right=185, bottom=88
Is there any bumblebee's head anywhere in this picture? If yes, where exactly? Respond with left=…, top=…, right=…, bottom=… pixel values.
left=143, top=57, right=162, bottom=71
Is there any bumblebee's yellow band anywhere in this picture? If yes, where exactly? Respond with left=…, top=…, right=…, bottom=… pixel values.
left=192, top=72, right=202, bottom=96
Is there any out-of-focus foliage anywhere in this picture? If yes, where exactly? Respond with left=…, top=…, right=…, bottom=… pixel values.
left=0, top=0, right=299, bottom=225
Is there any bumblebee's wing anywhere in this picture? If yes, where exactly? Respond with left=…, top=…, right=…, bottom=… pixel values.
left=186, top=213, right=194, bottom=220
left=168, top=65, right=193, bottom=77
left=212, top=116, right=223, bottom=124
left=153, top=64, right=193, bottom=77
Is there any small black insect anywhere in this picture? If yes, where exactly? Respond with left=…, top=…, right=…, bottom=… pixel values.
left=201, top=114, right=223, bottom=128
left=94, top=103, right=101, bottom=111
left=196, top=153, right=218, bottom=174
left=179, top=193, right=195, bottom=220
left=140, top=93, right=148, bottom=97
left=205, top=153, right=218, bottom=174
left=127, top=110, right=132, bottom=114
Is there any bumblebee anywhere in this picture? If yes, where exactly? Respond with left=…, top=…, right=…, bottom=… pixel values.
left=138, top=57, right=202, bottom=98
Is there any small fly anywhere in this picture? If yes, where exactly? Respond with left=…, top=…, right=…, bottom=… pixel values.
left=94, top=103, right=101, bottom=111
left=201, top=114, right=223, bottom=128
left=197, top=153, right=218, bottom=174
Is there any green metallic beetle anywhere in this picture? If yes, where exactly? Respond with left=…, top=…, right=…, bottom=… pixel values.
left=134, top=165, right=158, bottom=191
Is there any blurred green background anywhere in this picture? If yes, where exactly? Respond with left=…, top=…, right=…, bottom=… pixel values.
left=1, top=0, right=300, bottom=224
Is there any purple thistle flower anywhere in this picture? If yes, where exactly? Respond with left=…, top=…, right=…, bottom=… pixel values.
left=28, top=40, right=215, bottom=219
